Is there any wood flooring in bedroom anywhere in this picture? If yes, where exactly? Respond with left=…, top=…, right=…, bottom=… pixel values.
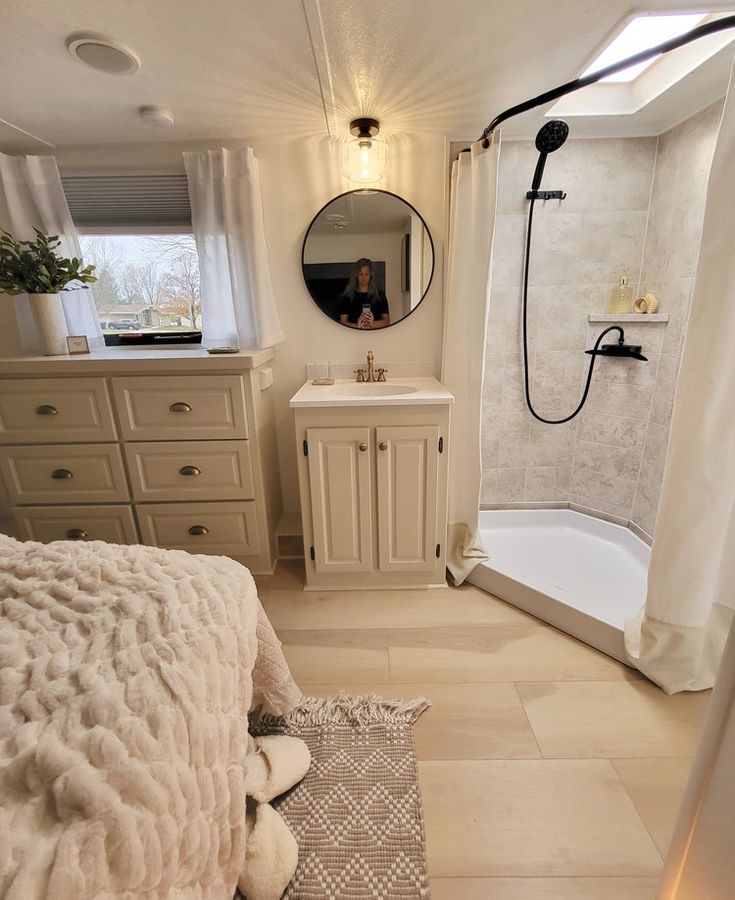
left=256, top=559, right=711, bottom=900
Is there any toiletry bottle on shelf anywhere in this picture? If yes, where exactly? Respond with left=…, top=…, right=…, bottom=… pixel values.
left=609, top=270, right=633, bottom=315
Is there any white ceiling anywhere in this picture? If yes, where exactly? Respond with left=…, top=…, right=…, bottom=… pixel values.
left=1, top=0, right=734, bottom=154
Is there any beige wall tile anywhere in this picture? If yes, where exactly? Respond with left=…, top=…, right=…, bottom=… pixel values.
left=419, top=759, right=662, bottom=876
left=612, top=758, right=693, bottom=857
left=517, top=681, right=710, bottom=758
left=388, top=625, right=634, bottom=683
left=430, top=876, right=660, bottom=899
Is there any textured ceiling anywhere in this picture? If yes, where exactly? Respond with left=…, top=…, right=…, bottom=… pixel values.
left=1, top=0, right=734, bottom=153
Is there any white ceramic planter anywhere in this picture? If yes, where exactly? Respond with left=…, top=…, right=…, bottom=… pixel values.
left=28, top=293, right=68, bottom=356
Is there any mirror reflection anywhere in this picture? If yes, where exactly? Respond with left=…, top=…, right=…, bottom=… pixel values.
left=302, top=190, right=434, bottom=330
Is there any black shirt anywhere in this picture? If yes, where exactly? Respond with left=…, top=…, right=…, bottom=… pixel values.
left=339, top=291, right=390, bottom=324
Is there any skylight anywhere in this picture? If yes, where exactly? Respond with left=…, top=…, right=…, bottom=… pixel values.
left=582, top=13, right=708, bottom=83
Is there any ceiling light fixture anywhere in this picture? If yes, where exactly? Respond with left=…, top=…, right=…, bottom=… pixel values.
left=581, top=12, right=708, bottom=83
left=66, top=33, right=140, bottom=76
left=342, top=118, right=387, bottom=185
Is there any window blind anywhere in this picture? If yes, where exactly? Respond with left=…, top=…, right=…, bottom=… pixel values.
left=62, top=174, right=192, bottom=228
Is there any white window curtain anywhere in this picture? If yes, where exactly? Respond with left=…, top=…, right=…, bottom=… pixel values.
left=441, top=136, right=500, bottom=584
left=183, top=147, right=284, bottom=349
left=625, top=65, right=735, bottom=694
left=0, top=153, right=103, bottom=352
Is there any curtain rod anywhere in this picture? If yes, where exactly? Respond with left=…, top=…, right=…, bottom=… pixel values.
left=478, top=14, right=735, bottom=146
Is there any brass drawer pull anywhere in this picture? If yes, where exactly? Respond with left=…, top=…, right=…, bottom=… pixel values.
left=378, top=441, right=388, bottom=451
left=179, top=465, right=201, bottom=477
left=36, top=404, right=58, bottom=416
left=51, top=468, right=74, bottom=480
left=169, top=402, right=192, bottom=413
left=358, top=442, right=367, bottom=452
left=188, top=524, right=209, bottom=536
left=66, top=528, right=88, bottom=540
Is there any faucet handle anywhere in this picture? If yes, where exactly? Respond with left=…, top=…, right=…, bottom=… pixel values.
left=354, top=368, right=366, bottom=382
left=376, top=368, right=387, bottom=382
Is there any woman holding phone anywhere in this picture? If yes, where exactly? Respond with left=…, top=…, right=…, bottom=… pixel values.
left=339, top=258, right=390, bottom=329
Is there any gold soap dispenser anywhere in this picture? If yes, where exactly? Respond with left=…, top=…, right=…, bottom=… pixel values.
left=609, top=269, right=633, bottom=315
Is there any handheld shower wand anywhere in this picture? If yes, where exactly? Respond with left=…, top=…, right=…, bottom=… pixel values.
left=527, top=120, right=569, bottom=200
left=530, top=120, right=569, bottom=191
left=521, top=120, right=647, bottom=425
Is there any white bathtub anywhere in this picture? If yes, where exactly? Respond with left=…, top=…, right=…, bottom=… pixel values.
left=468, top=508, right=650, bottom=663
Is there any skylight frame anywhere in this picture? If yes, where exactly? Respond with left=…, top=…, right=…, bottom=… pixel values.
left=545, top=9, right=735, bottom=118
left=581, top=11, right=709, bottom=84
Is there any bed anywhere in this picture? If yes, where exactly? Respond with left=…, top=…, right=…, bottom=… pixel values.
left=0, top=535, right=306, bottom=899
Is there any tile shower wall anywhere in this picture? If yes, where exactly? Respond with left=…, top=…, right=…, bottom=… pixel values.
left=631, top=101, right=723, bottom=536
left=481, top=101, right=723, bottom=535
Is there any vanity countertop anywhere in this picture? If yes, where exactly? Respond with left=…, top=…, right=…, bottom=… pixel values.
left=290, top=377, right=454, bottom=408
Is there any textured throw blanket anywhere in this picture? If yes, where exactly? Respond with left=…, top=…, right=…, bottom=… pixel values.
left=0, top=536, right=302, bottom=899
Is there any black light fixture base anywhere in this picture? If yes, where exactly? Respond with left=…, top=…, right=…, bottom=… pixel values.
left=349, top=117, right=380, bottom=139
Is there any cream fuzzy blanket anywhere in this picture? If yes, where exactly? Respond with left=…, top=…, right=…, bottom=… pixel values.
left=0, top=535, right=302, bottom=899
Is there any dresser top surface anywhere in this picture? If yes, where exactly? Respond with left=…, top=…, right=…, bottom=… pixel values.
left=0, top=347, right=274, bottom=376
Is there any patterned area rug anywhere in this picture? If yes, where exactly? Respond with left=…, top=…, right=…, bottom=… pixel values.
left=251, top=694, right=431, bottom=899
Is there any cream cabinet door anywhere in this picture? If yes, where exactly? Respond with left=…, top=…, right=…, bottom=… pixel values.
left=307, top=427, right=373, bottom=573
left=375, top=425, right=440, bottom=574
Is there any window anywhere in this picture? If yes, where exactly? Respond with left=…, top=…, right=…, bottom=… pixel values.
left=63, top=174, right=202, bottom=345
left=78, top=233, right=201, bottom=340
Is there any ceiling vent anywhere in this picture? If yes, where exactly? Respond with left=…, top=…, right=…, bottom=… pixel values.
left=66, top=33, right=140, bottom=76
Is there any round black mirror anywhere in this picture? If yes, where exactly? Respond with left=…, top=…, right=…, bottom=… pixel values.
left=302, top=189, right=434, bottom=330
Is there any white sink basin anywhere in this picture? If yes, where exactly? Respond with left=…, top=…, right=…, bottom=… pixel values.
left=290, top=377, right=454, bottom=408
left=328, top=382, right=418, bottom=397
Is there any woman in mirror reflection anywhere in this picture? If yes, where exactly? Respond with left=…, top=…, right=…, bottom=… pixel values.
left=339, top=258, right=390, bottom=329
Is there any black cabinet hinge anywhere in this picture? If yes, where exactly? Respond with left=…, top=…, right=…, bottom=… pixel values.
left=303, top=439, right=308, bottom=456
left=438, top=436, right=444, bottom=453
left=310, top=546, right=315, bottom=561
left=436, top=543, right=441, bottom=558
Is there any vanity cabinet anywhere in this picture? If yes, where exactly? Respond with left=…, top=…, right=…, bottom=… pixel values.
left=0, top=350, right=282, bottom=575
left=292, top=383, right=452, bottom=590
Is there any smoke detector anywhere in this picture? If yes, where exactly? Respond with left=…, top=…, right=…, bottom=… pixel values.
left=139, top=106, right=175, bottom=128
left=67, top=33, right=140, bottom=75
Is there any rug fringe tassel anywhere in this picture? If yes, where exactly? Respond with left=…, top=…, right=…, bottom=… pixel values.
left=255, top=692, right=431, bottom=728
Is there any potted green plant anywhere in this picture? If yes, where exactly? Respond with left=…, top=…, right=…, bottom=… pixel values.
left=0, top=228, right=96, bottom=355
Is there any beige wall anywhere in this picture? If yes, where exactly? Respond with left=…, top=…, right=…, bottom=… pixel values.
left=481, top=102, right=722, bottom=535
left=0, top=135, right=447, bottom=518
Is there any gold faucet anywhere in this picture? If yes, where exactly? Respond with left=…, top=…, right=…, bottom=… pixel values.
left=354, top=351, right=387, bottom=382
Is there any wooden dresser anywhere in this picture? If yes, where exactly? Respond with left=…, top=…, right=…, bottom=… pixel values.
left=0, top=349, right=282, bottom=575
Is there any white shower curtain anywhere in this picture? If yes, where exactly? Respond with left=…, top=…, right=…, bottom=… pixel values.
left=183, top=147, right=284, bottom=349
left=625, top=67, right=735, bottom=694
left=441, top=136, right=500, bottom=584
left=0, top=153, right=103, bottom=351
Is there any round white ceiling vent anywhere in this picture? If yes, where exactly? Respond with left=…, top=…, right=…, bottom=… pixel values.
left=66, top=33, right=140, bottom=75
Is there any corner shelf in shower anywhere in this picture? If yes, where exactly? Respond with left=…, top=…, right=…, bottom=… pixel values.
left=588, top=314, right=669, bottom=323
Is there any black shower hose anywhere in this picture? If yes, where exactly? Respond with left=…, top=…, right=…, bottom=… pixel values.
left=522, top=196, right=624, bottom=425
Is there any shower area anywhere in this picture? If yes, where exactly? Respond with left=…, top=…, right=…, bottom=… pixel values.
left=468, top=100, right=723, bottom=662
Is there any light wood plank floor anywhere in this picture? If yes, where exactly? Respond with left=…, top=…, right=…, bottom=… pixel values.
left=257, top=560, right=711, bottom=900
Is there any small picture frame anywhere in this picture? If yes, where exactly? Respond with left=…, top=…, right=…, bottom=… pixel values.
left=66, top=335, right=90, bottom=355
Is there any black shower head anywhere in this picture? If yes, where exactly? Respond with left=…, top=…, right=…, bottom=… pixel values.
left=531, top=119, right=569, bottom=192
left=535, top=120, right=569, bottom=153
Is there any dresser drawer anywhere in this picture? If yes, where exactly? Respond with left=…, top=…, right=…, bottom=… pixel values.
left=0, top=378, right=116, bottom=443
left=14, top=505, right=138, bottom=544
left=125, top=440, right=255, bottom=502
left=112, top=376, right=249, bottom=440
left=0, top=444, right=129, bottom=504
left=136, top=501, right=260, bottom=556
